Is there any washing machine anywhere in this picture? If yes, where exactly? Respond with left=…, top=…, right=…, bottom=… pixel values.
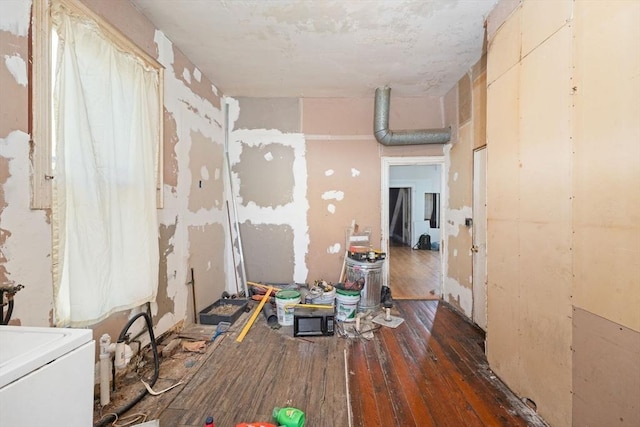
left=0, top=325, right=94, bottom=426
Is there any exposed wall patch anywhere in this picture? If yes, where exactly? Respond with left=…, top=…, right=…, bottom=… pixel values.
left=233, top=142, right=295, bottom=208
left=327, top=243, right=341, bottom=254
left=193, top=68, right=201, bottom=82
left=321, top=190, right=345, bottom=201
left=4, top=54, right=27, bottom=86
left=182, top=67, right=191, bottom=84
left=351, top=168, right=360, bottom=177
left=200, top=166, right=209, bottom=180
left=0, top=130, right=52, bottom=325
left=446, top=206, right=473, bottom=237
left=327, top=203, right=336, bottom=213
left=445, top=276, right=472, bottom=315
left=0, top=0, right=31, bottom=37
left=325, top=169, right=334, bottom=176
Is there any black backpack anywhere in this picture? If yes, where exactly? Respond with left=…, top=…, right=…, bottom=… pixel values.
left=414, top=233, right=431, bottom=250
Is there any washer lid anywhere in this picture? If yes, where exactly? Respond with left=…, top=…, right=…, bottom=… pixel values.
left=0, top=326, right=92, bottom=388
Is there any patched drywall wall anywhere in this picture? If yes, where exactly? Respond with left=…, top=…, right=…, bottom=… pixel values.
left=440, top=64, right=489, bottom=318
left=0, top=0, right=231, bottom=344
left=306, top=137, right=381, bottom=282
left=227, top=95, right=446, bottom=286
left=240, top=222, right=296, bottom=283
left=228, top=97, right=309, bottom=284
left=188, top=224, right=227, bottom=312
left=1, top=1, right=54, bottom=327
left=188, top=129, right=224, bottom=212
left=233, top=142, right=296, bottom=208
left=234, top=97, right=300, bottom=133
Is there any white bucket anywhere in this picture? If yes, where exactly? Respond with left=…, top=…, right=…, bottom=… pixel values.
left=336, top=289, right=360, bottom=322
left=310, top=286, right=336, bottom=305
left=275, top=290, right=301, bottom=326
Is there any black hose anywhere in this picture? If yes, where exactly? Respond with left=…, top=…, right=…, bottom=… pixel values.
left=1, top=297, right=13, bottom=325
left=94, top=311, right=159, bottom=427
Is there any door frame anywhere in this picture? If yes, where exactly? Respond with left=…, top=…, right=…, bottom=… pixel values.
left=381, top=156, right=446, bottom=290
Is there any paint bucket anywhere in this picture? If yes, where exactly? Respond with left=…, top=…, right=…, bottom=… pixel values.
left=335, top=289, right=361, bottom=322
left=345, top=258, right=383, bottom=312
left=275, top=290, right=301, bottom=326
left=310, top=286, right=336, bottom=305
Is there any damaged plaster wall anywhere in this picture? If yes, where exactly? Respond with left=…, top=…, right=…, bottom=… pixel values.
left=486, top=0, right=640, bottom=425
left=1, top=0, right=54, bottom=326
left=441, top=61, right=487, bottom=317
left=227, top=97, right=309, bottom=284
left=228, top=95, right=447, bottom=286
left=0, top=0, right=232, bottom=343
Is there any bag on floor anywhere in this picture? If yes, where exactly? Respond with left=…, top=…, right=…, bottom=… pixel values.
left=413, top=233, right=431, bottom=250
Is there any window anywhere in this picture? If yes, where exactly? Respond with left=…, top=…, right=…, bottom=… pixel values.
left=32, top=0, right=164, bottom=326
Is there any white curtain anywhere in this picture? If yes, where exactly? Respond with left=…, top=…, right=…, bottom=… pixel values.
left=52, top=3, right=159, bottom=327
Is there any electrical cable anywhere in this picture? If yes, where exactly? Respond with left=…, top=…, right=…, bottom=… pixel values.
left=94, top=311, right=159, bottom=427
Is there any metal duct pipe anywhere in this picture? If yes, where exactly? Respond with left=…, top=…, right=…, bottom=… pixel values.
left=374, top=87, right=451, bottom=146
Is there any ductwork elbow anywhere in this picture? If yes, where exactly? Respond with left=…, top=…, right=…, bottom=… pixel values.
left=374, top=87, right=451, bottom=146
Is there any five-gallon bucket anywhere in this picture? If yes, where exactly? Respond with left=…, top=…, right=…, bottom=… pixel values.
left=275, top=290, right=301, bottom=326
left=345, top=258, right=383, bottom=312
left=310, top=286, right=336, bottom=305
left=335, top=289, right=360, bottom=322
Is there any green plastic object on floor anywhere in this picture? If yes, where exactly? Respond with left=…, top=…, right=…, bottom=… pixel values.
left=272, top=407, right=305, bottom=427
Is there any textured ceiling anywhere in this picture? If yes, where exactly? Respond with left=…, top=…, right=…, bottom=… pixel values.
left=132, top=0, right=498, bottom=98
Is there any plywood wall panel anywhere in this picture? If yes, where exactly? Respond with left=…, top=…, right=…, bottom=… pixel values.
left=521, top=0, right=572, bottom=58
left=518, top=222, right=572, bottom=426
left=572, top=0, right=640, bottom=331
left=574, top=226, right=640, bottom=330
left=573, top=307, right=640, bottom=427
left=486, top=219, right=521, bottom=384
left=472, top=70, right=487, bottom=150
left=486, top=64, right=520, bottom=221
left=487, top=6, right=521, bottom=85
left=518, top=25, right=572, bottom=224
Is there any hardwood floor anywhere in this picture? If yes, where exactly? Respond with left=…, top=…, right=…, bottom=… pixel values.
left=389, top=245, right=441, bottom=299
left=102, top=300, right=546, bottom=427
left=349, top=300, right=546, bottom=427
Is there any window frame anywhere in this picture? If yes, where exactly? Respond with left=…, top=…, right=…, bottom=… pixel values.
left=30, top=0, right=164, bottom=209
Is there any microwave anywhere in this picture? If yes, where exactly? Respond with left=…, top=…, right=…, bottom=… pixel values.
left=293, top=306, right=334, bottom=337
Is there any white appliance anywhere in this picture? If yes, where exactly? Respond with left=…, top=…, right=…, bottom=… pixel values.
left=0, top=325, right=94, bottom=426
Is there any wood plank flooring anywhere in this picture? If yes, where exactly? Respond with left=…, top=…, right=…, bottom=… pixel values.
left=389, top=245, right=441, bottom=299
left=349, top=300, right=546, bottom=427
left=104, top=300, right=546, bottom=427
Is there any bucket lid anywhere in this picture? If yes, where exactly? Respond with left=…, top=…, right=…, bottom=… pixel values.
left=275, top=289, right=301, bottom=300
left=336, top=288, right=361, bottom=296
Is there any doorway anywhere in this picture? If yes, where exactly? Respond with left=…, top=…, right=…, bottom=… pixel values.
left=381, top=156, right=445, bottom=299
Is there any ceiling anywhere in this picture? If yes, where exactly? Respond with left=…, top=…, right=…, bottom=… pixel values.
left=131, top=0, right=498, bottom=98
